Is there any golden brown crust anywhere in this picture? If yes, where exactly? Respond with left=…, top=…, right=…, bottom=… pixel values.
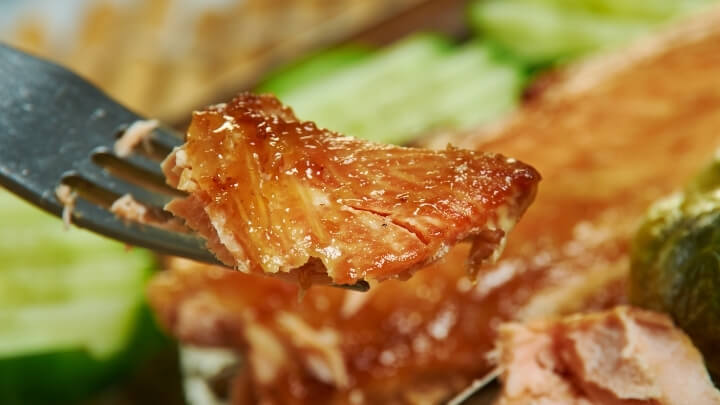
left=163, top=93, right=539, bottom=284
left=150, top=8, right=720, bottom=404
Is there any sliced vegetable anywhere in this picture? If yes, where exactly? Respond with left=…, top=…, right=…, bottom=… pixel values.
left=278, top=33, right=452, bottom=137
left=257, top=45, right=372, bottom=96
left=630, top=153, right=720, bottom=379
left=469, top=0, right=655, bottom=64
left=509, top=0, right=716, bottom=20
left=0, top=189, right=165, bottom=404
left=468, top=0, right=715, bottom=65
left=264, top=36, right=523, bottom=144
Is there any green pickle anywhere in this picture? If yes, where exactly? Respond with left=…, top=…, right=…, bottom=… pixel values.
left=630, top=154, right=720, bottom=379
left=0, top=190, right=167, bottom=404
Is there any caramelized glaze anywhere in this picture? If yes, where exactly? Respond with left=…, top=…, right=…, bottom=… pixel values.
left=163, top=93, right=539, bottom=284
left=150, top=10, right=720, bottom=405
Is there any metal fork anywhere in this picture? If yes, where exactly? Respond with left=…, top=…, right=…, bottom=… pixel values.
left=0, top=43, right=507, bottom=403
left=0, top=43, right=368, bottom=292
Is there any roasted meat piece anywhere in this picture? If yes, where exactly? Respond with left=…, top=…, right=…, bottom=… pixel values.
left=149, top=8, right=720, bottom=405
left=154, top=251, right=511, bottom=404
left=162, top=93, right=539, bottom=285
left=496, top=307, right=720, bottom=405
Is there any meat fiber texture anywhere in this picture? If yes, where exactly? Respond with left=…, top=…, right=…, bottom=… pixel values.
left=149, top=7, right=720, bottom=405
left=162, top=93, right=539, bottom=286
left=495, top=307, right=720, bottom=405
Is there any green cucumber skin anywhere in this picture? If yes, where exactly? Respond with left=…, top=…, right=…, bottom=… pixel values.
left=0, top=190, right=168, bottom=404
left=0, top=246, right=153, bottom=359
left=0, top=349, right=107, bottom=404
left=0, top=304, right=170, bottom=405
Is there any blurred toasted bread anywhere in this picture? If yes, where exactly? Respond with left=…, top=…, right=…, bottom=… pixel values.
left=1, top=0, right=427, bottom=123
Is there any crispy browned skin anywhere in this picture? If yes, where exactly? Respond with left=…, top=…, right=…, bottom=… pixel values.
left=163, top=93, right=539, bottom=285
left=496, top=307, right=720, bottom=405
left=149, top=9, right=720, bottom=405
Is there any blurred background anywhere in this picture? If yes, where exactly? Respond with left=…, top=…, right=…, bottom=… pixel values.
left=0, top=0, right=715, bottom=403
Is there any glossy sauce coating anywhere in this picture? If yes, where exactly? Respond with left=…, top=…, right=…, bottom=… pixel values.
left=150, top=11, right=720, bottom=405
left=164, top=93, right=539, bottom=284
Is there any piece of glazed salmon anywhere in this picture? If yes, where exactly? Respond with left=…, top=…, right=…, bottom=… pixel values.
left=495, top=307, right=720, bottom=405
left=149, top=8, right=720, bottom=405
left=162, top=93, right=539, bottom=285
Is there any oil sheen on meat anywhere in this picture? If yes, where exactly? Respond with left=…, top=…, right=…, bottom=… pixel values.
left=149, top=8, right=720, bottom=405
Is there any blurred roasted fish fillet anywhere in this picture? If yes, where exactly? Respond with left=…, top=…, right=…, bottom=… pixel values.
left=149, top=7, right=720, bottom=405
left=495, top=307, right=720, bottom=405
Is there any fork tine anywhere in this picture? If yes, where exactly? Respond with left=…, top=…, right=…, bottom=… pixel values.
left=92, top=146, right=167, bottom=179
left=149, top=126, right=184, bottom=153
left=0, top=44, right=371, bottom=292
left=0, top=43, right=174, bottom=215
left=120, top=153, right=168, bottom=180
left=447, top=368, right=501, bottom=405
left=69, top=197, right=219, bottom=262
left=0, top=43, right=201, bottom=257
left=69, top=161, right=172, bottom=209
left=91, top=148, right=181, bottom=196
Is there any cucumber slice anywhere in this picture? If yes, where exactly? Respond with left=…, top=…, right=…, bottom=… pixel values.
left=469, top=0, right=655, bottom=64
left=279, top=34, right=452, bottom=137
left=317, top=38, right=456, bottom=118
left=262, top=35, right=523, bottom=144
left=507, top=0, right=715, bottom=20
left=337, top=43, right=496, bottom=143
left=0, top=297, right=141, bottom=357
left=0, top=189, right=164, bottom=404
left=357, top=43, right=523, bottom=143
left=0, top=304, right=169, bottom=405
left=379, top=65, right=522, bottom=141
left=257, top=45, right=372, bottom=96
